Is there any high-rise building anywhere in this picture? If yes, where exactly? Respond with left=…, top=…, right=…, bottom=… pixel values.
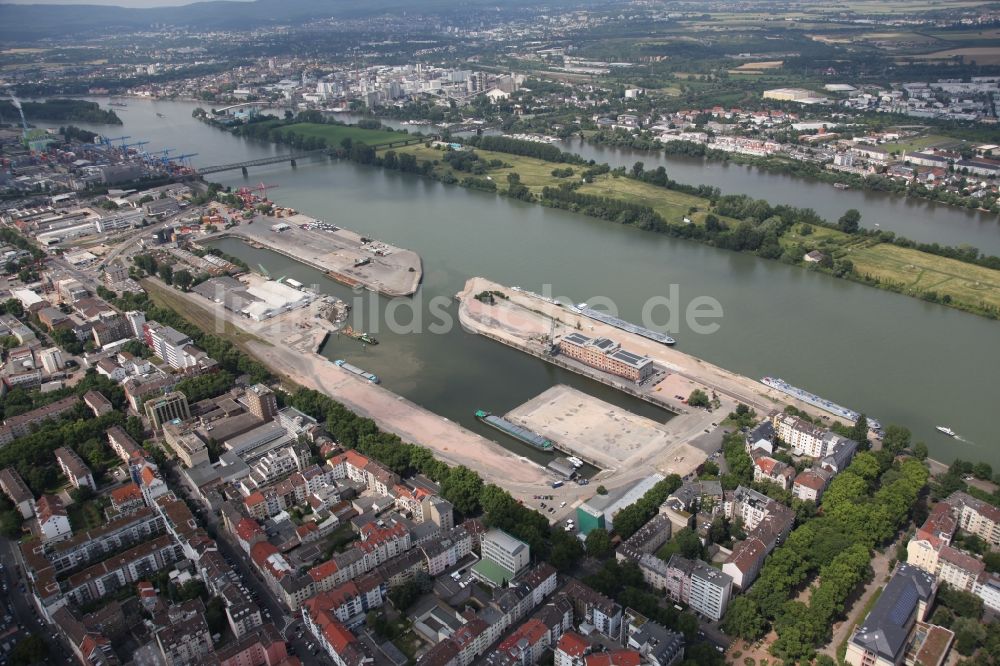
left=125, top=310, right=146, bottom=338
left=145, top=391, right=191, bottom=430
left=245, top=384, right=277, bottom=422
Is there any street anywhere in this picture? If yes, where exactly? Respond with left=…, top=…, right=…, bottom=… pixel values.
left=0, top=538, right=74, bottom=663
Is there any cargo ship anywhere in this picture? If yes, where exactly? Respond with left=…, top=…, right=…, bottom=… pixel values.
left=571, top=303, right=675, bottom=346
left=475, top=410, right=553, bottom=450
left=334, top=359, right=379, bottom=383
left=761, top=376, right=881, bottom=431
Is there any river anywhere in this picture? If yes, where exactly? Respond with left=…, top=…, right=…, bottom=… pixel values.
left=61, top=98, right=999, bottom=468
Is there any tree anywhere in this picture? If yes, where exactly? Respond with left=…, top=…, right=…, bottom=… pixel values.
left=849, top=414, right=869, bottom=446
left=441, top=466, right=483, bottom=515
left=173, top=269, right=194, bottom=291
left=913, top=442, right=929, bottom=460
left=596, top=485, right=608, bottom=495
left=838, top=209, right=861, bottom=233
left=953, top=616, right=986, bottom=656
left=881, top=425, right=911, bottom=456
left=973, top=461, right=993, bottom=480
left=9, top=635, right=48, bottom=665
left=158, top=263, right=174, bottom=285
left=722, top=597, right=766, bottom=640
left=585, top=528, right=613, bottom=558
left=687, top=389, right=709, bottom=408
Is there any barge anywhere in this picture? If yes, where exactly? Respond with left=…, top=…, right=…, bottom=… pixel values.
left=762, top=376, right=881, bottom=430
left=571, top=303, right=676, bottom=346
left=334, top=359, right=379, bottom=384
left=475, top=410, right=553, bottom=450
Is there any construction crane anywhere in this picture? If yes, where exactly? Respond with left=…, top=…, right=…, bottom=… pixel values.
left=100, top=135, right=130, bottom=146
left=121, top=140, right=149, bottom=150
left=254, top=182, right=279, bottom=200
left=155, top=148, right=176, bottom=165
left=172, top=153, right=199, bottom=166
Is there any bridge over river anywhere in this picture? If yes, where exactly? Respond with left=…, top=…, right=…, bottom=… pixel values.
left=193, top=136, right=426, bottom=176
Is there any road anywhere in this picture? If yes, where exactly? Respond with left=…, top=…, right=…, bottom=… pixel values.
left=819, top=533, right=902, bottom=659
left=0, top=538, right=74, bottom=663
left=174, top=469, right=332, bottom=665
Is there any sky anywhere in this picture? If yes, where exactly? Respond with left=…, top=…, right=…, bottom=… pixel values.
left=0, top=0, right=249, bottom=6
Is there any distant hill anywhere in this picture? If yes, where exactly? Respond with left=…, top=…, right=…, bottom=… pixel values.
left=0, top=0, right=579, bottom=42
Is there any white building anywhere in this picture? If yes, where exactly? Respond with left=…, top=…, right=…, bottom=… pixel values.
left=39, top=347, right=64, bottom=375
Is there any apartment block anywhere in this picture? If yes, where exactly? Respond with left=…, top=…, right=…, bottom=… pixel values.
left=663, top=555, right=732, bottom=621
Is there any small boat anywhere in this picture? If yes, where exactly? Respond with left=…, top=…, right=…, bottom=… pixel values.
left=936, top=426, right=956, bottom=437
left=833, top=182, right=849, bottom=190
left=156, top=112, right=166, bottom=118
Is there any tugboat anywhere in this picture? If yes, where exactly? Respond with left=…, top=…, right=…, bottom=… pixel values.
left=936, top=426, right=957, bottom=437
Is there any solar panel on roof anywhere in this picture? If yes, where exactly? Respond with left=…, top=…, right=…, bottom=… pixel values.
left=888, top=586, right=917, bottom=626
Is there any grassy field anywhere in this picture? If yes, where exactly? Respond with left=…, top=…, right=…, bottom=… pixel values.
left=879, top=134, right=958, bottom=154
left=781, top=224, right=1000, bottom=312
left=847, top=243, right=1000, bottom=311
left=909, top=46, right=1000, bottom=64
left=282, top=123, right=409, bottom=146
left=143, top=278, right=270, bottom=354
left=389, top=143, right=718, bottom=225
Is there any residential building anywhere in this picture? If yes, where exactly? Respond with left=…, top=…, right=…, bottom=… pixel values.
left=156, top=599, right=214, bottom=666
left=36, top=494, right=72, bottom=543
left=562, top=580, right=622, bottom=638
left=0, top=467, right=34, bottom=518
left=792, top=468, right=832, bottom=503
left=55, top=447, right=96, bottom=489
left=623, top=611, right=685, bottom=666
left=214, top=624, right=291, bottom=666
left=110, top=483, right=145, bottom=515
left=948, top=491, right=1000, bottom=548
left=752, top=455, right=794, bottom=490
left=0, top=396, right=80, bottom=445
left=83, top=389, right=114, bottom=417
left=663, top=555, right=732, bottom=621
left=770, top=412, right=856, bottom=460
left=554, top=631, right=591, bottom=666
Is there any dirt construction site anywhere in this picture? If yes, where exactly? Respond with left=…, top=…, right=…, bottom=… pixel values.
left=506, top=384, right=706, bottom=479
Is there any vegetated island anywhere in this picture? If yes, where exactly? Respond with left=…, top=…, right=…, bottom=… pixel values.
left=0, top=99, right=122, bottom=125
left=215, top=116, right=1000, bottom=320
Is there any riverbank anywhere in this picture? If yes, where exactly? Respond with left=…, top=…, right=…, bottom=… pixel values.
left=200, top=212, right=422, bottom=297
left=456, top=276, right=871, bottom=430
left=588, top=131, right=1000, bottom=216
left=141, top=277, right=562, bottom=491
left=377, top=141, right=1000, bottom=319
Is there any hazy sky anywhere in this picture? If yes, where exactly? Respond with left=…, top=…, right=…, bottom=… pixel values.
left=0, top=0, right=249, bottom=6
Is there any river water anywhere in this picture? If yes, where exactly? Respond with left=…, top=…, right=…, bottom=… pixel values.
left=61, top=98, right=1000, bottom=467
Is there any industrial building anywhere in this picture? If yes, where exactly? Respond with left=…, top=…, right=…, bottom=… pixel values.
left=557, top=333, right=654, bottom=383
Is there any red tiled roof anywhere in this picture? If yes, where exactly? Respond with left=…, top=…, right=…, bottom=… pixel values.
left=585, top=650, right=641, bottom=666
left=556, top=631, right=590, bottom=658
left=236, top=518, right=263, bottom=542
left=111, top=483, right=142, bottom=505
left=323, top=621, right=356, bottom=653
left=308, top=559, right=339, bottom=582
left=245, top=491, right=265, bottom=507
